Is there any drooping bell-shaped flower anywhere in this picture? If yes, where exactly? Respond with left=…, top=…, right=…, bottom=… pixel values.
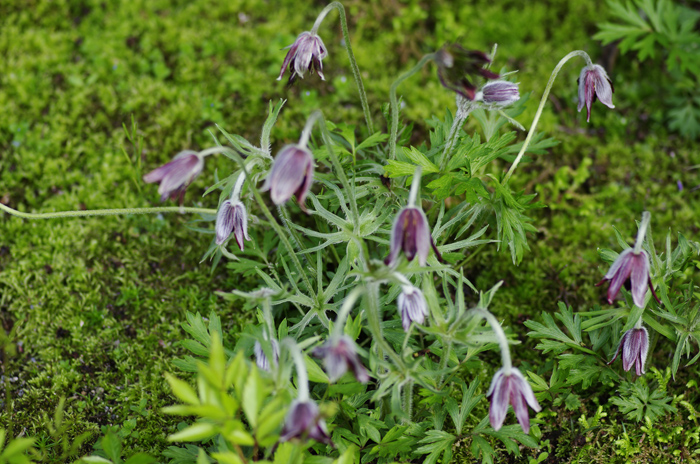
left=280, top=399, right=332, bottom=445
left=608, top=326, right=649, bottom=376
left=477, top=80, right=520, bottom=107
left=596, top=248, right=659, bottom=308
left=577, top=64, right=615, bottom=122
left=397, top=285, right=429, bottom=332
left=313, top=335, right=369, bottom=383
left=143, top=150, right=203, bottom=202
left=254, top=338, right=279, bottom=372
left=215, top=199, right=250, bottom=250
left=487, top=367, right=541, bottom=433
left=278, top=31, right=328, bottom=85
left=262, top=144, right=314, bottom=211
left=385, top=207, right=441, bottom=267
left=435, top=43, right=499, bottom=100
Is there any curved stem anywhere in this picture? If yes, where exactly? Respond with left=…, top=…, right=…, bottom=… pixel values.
left=439, top=96, right=473, bottom=172
left=311, top=2, right=374, bottom=134
left=0, top=202, right=214, bottom=220
left=282, top=338, right=310, bottom=401
left=407, top=166, right=422, bottom=207
left=502, top=50, right=593, bottom=184
left=389, top=53, right=436, bottom=161
left=634, top=211, right=651, bottom=254
left=473, top=307, right=512, bottom=374
left=331, top=286, right=365, bottom=339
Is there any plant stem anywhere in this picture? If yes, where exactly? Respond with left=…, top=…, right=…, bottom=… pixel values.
left=439, top=95, right=473, bottom=172
left=473, top=308, right=512, bottom=374
left=311, top=2, right=374, bottom=134
left=331, top=286, right=365, bottom=339
left=389, top=53, right=436, bottom=161
left=634, top=211, right=651, bottom=254
left=0, top=202, right=215, bottom=220
left=404, top=379, right=414, bottom=422
left=407, top=166, right=422, bottom=207
left=365, top=282, right=405, bottom=369
left=502, top=50, right=593, bottom=184
left=437, top=339, right=452, bottom=388
left=282, top=338, right=310, bottom=401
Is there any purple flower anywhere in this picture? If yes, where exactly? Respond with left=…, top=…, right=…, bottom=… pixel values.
left=278, top=31, right=328, bottom=85
left=577, top=64, right=615, bottom=123
left=215, top=199, right=250, bottom=250
left=262, top=144, right=314, bottom=211
left=397, top=285, right=428, bottom=331
left=608, top=327, right=649, bottom=376
left=385, top=207, right=441, bottom=267
left=143, top=150, right=203, bottom=202
left=596, top=248, right=660, bottom=308
left=313, top=335, right=369, bottom=383
left=487, top=367, right=541, bottom=433
left=280, top=399, right=332, bottom=445
left=254, top=338, right=279, bottom=372
left=435, top=44, right=499, bottom=100
left=477, top=80, right=520, bottom=106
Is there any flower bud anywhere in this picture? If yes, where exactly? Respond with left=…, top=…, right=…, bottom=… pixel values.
left=385, top=206, right=441, bottom=267
left=609, top=327, right=649, bottom=376
left=596, top=248, right=659, bottom=308
left=397, top=285, right=428, bottom=332
left=577, top=64, right=614, bottom=122
left=215, top=199, right=250, bottom=250
left=435, top=43, right=499, bottom=100
left=477, top=80, right=520, bottom=106
left=143, top=150, right=203, bottom=202
left=280, top=399, right=332, bottom=445
left=487, top=367, right=541, bottom=433
left=278, top=31, right=328, bottom=85
left=262, top=144, right=314, bottom=211
left=313, top=335, right=369, bottom=383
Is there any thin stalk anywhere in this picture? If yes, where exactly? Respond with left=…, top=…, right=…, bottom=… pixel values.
left=473, top=307, right=512, bottom=374
left=403, top=379, right=414, bottom=422
left=365, top=282, right=405, bottom=369
left=331, top=286, right=365, bottom=339
left=283, top=338, right=310, bottom=401
left=438, top=95, right=473, bottom=172
left=502, top=50, right=593, bottom=184
left=407, top=166, right=422, bottom=207
left=389, top=53, right=436, bottom=161
left=311, top=2, right=374, bottom=134
left=262, top=297, right=276, bottom=343
left=634, top=211, right=651, bottom=254
left=0, top=202, right=214, bottom=220
left=231, top=172, right=246, bottom=202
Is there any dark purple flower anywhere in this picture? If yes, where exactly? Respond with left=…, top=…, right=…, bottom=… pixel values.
left=277, top=31, right=328, bottom=85
left=313, top=335, right=369, bottom=383
left=487, top=367, right=541, bottom=433
left=262, top=144, right=314, bottom=211
left=280, top=400, right=332, bottom=445
left=577, top=64, right=615, bottom=122
left=143, top=150, right=203, bottom=202
left=254, top=338, right=279, bottom=372
left=385, top=207, right=441, bottom=267
left=397, top=285, right=428, bottom=331
left=435, top=44, right=499, bottom=100
left=477, top=80, right=520, bottom=106
left=215, top=199, right=250, bottom=250
left=596, top=248, right=660, bottom=308
left=608, top=327, right=649, bottom=376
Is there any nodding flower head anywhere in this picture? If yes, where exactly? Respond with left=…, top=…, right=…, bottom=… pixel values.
left=143, top=150, right=203, bottom=202
left=397, top=285, right=428, bottom=332
left=262, top=144, right=314, bottom=211
left=385, top=206, right=441, bottom=267
left=596, top=248, right=659, bottom=308
left=280, top=399, right=333, bottom=445
left=254, top=338, right=279, bottom=372
left=313, top=335, right=369, bottom=383
left=577, top=64, right=614, bottom=122
left=487, top=367, right=541, bottom=433
left=278, top=31, right=328, bottom=85
left=476, top=80, right=520, bottom=107
left=215, top=199, right=251, bottom=250
left=609, top=326, right=649, bottom=376
left=435, top=43, right=499, bottom=100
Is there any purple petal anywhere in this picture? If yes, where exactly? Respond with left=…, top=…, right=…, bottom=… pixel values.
left=488, top=370, right=509, bottom=431
left=215, top=200, right=234, bottom=245
left=512, top=368, right=541, bottom=413
left=629, top=251, right=650, bottom=308
left=414, top=209, right=432, bottom=266
left=509, top=378, right=530, bottom=434
left=268, top=145, right=312, bottom=205
left=386, top=209, right=407, bottom=266
left=607, top=250, right=635, bottom=304
left=591, top=65, right=615, bottom=109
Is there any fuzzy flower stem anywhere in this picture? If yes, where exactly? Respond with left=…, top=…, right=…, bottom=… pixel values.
left=634, top=211, right=651, bottom=254
left=502, top=50, right=593, bottom=184
left=404, top=379, right=414, bottom=422
left=366, top=282, right=405, bottom=369
left=231, top=172, right=246, bottom=202
left=311, top=2, right=374, bottom=135
left=407, top=166, right=422, bottom=207
left=473, top=307, right=512, bottom=375
left=262, top=297, right=276, bottom=344
left=0, top=202, right=215, bottom=220
left=331, top=286, right=365, bottom=339
left=282, top=338, right=310, bottom=401
left=437, top=340, right=452, bottom=388
left=389, top=53, right=436, bottom=161
left=439, top=95, right=473, bottom=172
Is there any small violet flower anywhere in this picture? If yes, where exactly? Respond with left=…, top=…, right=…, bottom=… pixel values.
left=278, top=31, right=328, bottom=85
left=215, top=199, right=250, bottom=250
left=313, top=335, right=369, bottom=383
left=577, top=64, right=615, bottom=122
left=143, top=150, right=203, bottom=202
left=397, top=285, right=428, bottom=332
left=487, top=367, right=541, bottom=433
left=435, top=43, right=499, bottom=100
left=385, top=207, right=441, bottom=267
left=254, top=338, right=279, bottom=372
left=476, top=80, right=520, bottom=107
left=280, top=399, right=332, bottom=445
left=262, top=144, right=314, bottom=211
left=596, top=248, right=659, bottom=308
left=608, top=326, right=649, bottom=376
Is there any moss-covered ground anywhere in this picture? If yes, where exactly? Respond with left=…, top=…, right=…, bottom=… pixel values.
left=1, top=0, right=698, bottom=462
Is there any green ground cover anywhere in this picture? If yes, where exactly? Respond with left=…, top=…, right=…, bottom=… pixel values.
left=1, top=0, right=698, bottom=462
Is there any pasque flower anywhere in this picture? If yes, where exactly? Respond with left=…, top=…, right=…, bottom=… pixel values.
left=215, top=199, right=250, bottom=250
left=143, top=150, right=203, bottom=202
left=254, top=338, right=279, bottom=372
left=280, top=399, right=332, bottom=445
left=313, top=335, right=369, bottom=383
left=577, top=64, right=615, bottom=122
left=262, top=144, right=314, bottom=211
left=385, top=207, right=442, bottom=267
left=487, top=367, right=541, bottom=433
left=435, top=43, right=499, bottom=100
left=477, top=80, right=520, bottom=107
left=278, top=31, right=328, bottom=85
left=609, top=326, right=649, bottom=376
left=596, top=248, right=660, bottom=308
left=397, top=285, right=429, bottom=331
